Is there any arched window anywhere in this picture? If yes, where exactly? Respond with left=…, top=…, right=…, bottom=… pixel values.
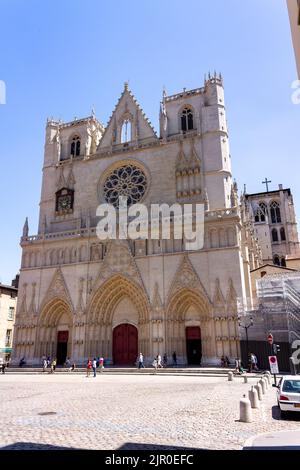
left=272, top=228, right=278, bottom=242
left=273, top=255, right=280, bottom=266
left=121, top=119, right=132, bottom=143
left=280, top=227, right=286, bottom=241
left=281, top=258, right=286, bottom=267
left=55, top=188, right=74, bottom=213
left=181, top=107, right=194, bottom=132
left=270, top=201, right=281, bottom=224
left=254, top=202, right=267, bottom=223
left=70, top=135, right=81, bottom=157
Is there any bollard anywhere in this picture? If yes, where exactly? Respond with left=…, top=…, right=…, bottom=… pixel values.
left=249, top=386, right=260, bottom=409
left=240, top=395, right=253, bottom=423
left=254, top=382, right=263, bottom=400
left=263, top=376, right=269, bottom=390
left=265, top=373, right=271, bottom=386
left=228, top=371, right=233, bottom=381
left=243, top=375, right=248, bottom=384
left=259, top=378, right=266, bottom=395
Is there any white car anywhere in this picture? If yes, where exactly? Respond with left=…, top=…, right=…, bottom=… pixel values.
left=275, top=375, right=300, bottom=418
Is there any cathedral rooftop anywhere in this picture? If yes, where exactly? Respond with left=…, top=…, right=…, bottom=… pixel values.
left=244, top=187, right=291, bottom=198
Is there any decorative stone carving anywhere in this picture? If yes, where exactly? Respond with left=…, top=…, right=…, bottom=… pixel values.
left=40, top=267, right=74, bottom=313
left=168, top=254, right=211, bottom=303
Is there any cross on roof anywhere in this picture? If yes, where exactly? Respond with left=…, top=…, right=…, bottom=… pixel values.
left=262, top=178, right=271, bottom=192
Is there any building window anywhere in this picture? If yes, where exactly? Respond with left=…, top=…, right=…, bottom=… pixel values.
left=181, top=107, right=194, bottom=132
left=8, top=306, right=14, bottom=321
left=55, top=188, right=74, bottom=213
left=281, top=258, right=286, bottom=267
left=103, top=164, right=147, bottom=207
left=270, top=201, right=281, bottom=224
left=70, top=135, right=81, bottom=157
left=261, top=271, right=267, bottom=278
left=5, top=329, right=12, bottom=347
left=280, top=227, right=286, bottom=241
left=272, top=228, right=278, bottom=242
left=254, top=202, right=267, bottom=223
left=121, top=119, right=132, bottom=143
left=273, top=255, right=280, bottom=266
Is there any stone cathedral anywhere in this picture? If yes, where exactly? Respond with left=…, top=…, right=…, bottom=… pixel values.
left=12, top=76, right=275, bottom=366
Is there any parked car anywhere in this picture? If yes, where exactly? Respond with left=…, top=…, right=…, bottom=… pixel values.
left=274, top=375, right=300, bottom=418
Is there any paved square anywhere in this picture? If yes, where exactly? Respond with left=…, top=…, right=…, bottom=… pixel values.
left=0, top=373, right=300, bottom=450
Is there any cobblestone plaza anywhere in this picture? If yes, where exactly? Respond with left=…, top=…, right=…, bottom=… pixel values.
left=0, top=373, right=300, bottom=450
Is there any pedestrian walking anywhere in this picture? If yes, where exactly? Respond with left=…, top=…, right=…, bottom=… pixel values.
left=251, top=353, right=258, bottom=371
left=152, top=357, right=158, bottom=372
left=163, top=353, right=168, bottom=367
left=99, top=357, right=104, bottom=373
left=42, top=358, right=47, bottom=372
left=65, top=357, right=71, bottom=371
left=157, top=354, right=163, bottom=368
left=86, top=358, right=92, bottom=377
left=50, top=358, right=56, bottom=373
left=172, top=351, right=177, bottom=367
left=0, top=358, right=6, bottom=374
left=138, top=352, right=145, bottom=369
left=92, top=358, right=97, bottom=377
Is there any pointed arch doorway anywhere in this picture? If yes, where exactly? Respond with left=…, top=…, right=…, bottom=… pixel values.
left=186, top=326, right=202, bottom=365
left=113, top=324, right=138, bottom=365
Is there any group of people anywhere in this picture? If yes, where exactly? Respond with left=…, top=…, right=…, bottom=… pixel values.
left=137, top=351, right=178, bottom=369
left=221, top=353, right=259, bottom=374
left=41, top=356, right=58, bottom=373
left=220, top=355, right=230, bottom=367
left=86, top=357, right=104, bottom=377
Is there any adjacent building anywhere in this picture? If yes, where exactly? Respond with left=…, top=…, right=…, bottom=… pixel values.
left=0, top=282, right=18, bottom=362
left=242, top=185, right=300, bottom=268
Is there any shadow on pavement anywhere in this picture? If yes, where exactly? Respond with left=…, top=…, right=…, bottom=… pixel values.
left=272, top=405, right=300, bottom=421
left=1, top=442, right=202, bottom=451
left=118, top=443, right=201, bottom=450
left=0, top=443, right=83, bottom=450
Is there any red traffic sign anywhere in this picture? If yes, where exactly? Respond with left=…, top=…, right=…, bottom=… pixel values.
left=268, top=355, right=279, bottom=374
left=267, top=333, right=273, bottom=345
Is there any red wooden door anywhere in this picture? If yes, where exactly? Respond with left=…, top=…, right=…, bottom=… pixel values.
left=186, top=327, right=202, bottom=365
left=113, top=324, right=138, bottom=365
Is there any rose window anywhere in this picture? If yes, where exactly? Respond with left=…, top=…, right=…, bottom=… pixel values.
left=103, top=164, right=147, bottom=207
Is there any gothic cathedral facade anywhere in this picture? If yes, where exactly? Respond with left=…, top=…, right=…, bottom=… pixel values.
left=13, top=76, right=254, bottom=366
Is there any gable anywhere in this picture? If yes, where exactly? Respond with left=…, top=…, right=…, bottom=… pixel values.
left=98, top=83, right=157, bottom=149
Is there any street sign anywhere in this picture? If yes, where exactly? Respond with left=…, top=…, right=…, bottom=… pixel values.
left=267, top=333, right=273, bottom=345
left=268, top=355, right=279, bottom=374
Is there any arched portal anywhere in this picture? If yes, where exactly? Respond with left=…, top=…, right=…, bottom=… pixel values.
left=36, top=298, right=73, bottom=365
left=166, top=288, right=212, bottom=365
left=113, top=324, right=138, bottom=365
left=86, top=275, right=150, bottom=361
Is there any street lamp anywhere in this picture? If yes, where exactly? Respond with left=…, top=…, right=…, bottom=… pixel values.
left=238, top=316, right=254, bottom=364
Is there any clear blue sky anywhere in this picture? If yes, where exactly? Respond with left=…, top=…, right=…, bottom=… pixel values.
left=0, top=0, right=299, bottom=284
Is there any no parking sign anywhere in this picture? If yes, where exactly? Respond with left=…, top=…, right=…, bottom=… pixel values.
left=268, top=355, right=279, bottom=374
